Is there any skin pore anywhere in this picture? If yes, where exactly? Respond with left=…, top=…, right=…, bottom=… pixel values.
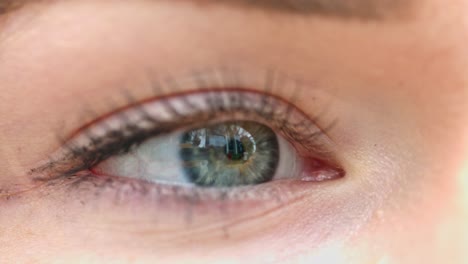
left=0, top=0, right=467, bottom=263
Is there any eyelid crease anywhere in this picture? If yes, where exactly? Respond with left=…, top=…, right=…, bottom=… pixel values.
left=30, top=88, right=338, bottom=182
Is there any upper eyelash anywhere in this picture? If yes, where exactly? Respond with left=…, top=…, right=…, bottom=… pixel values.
left=30, top=70, right=335, bottom=181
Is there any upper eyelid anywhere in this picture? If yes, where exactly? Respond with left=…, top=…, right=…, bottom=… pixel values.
left=66, top=87, right=312, bottom=140
left=65, top=67, right=319, bottom=140
left=76, top=89, right=329, bottom=154
left=27, top=66, right=342, bottom=177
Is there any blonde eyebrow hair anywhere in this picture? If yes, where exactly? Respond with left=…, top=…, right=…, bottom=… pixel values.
left=0, top=0, right=413, bottom=20
left=0, top=0, right=25, bottom=13
left=206, top=0, right=412, bottom=19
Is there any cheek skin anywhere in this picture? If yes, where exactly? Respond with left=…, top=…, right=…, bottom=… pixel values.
left=329, top=3, right=468, bottom=261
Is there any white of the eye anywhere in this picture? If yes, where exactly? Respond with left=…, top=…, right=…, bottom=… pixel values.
left=274, top=136, right=301, bottom=180
left=96, top=132, right=189, bottom=184
left=95, top=130, right=302, bottom=185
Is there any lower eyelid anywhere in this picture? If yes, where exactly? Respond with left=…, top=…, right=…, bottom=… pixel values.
left=41, top=169, right=348, bottom=247
left=16, top=163, right=360, bottom=255
left=57, top=170, right=319, bottom=209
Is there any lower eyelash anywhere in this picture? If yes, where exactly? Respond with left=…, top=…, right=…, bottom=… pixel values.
left=50, top=170, right=304, bottom=207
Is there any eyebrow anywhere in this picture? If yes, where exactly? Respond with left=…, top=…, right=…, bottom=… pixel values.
left=0, top=0, right=412, bottom=20
left=207, top=0, right=411, bottom=19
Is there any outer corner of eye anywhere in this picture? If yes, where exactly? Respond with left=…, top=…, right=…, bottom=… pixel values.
left=276, top=134, right=345, bottom=183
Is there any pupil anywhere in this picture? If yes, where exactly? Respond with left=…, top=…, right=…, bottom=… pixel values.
left=226, top=138, right=244, bottom=161
left=179, top=121, right=279, bottom=187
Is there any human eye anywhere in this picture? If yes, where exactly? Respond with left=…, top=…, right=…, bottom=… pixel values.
left=67, top=89, right=343, bottom=188
left=32, top=79, right=345, bottom=204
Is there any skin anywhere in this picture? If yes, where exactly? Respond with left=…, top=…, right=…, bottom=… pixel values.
left=0, top=0, right=467, bottom=263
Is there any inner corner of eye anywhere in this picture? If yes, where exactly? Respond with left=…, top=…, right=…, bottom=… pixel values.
left=90, top=119, right=344, bottom=188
